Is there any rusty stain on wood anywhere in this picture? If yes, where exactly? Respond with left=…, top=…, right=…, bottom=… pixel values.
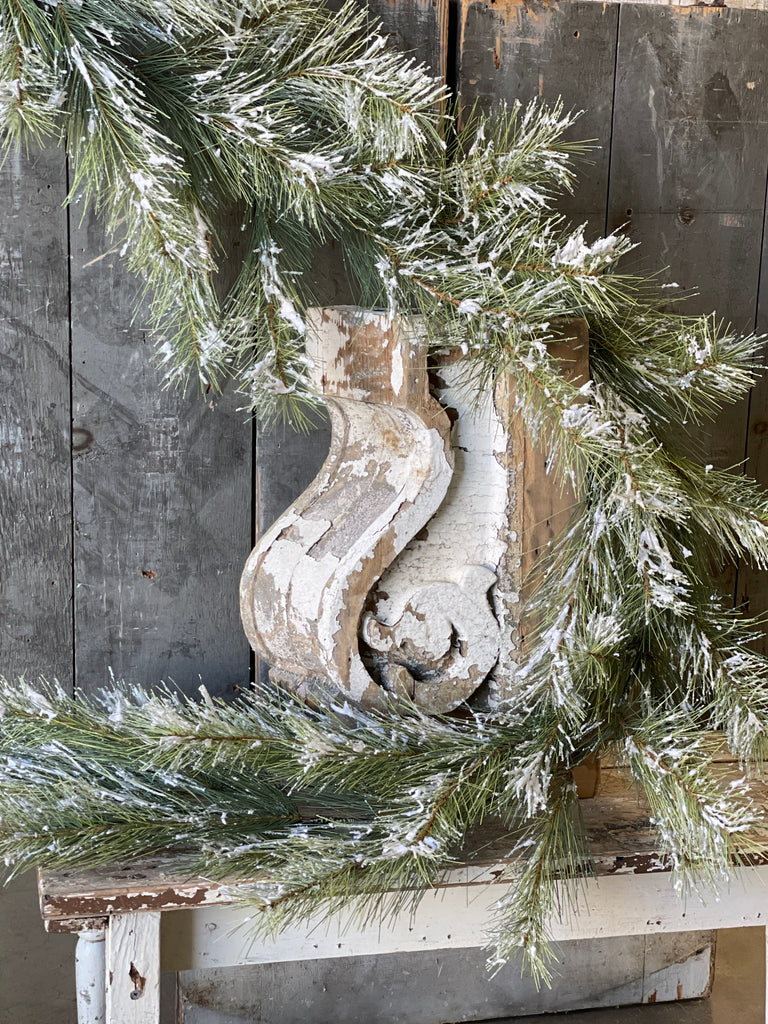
left=45, top=916, right=108, bottom=935
left=129, top=961, right=146, bottom=997
left=572, top=756, right=601, bottom=799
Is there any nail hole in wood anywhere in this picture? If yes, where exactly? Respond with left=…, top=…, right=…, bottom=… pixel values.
left=129, top=962, right=146, bottom=1000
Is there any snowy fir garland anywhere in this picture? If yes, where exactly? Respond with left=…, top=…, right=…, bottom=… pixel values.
left=3, top=0, right=768, bottom=981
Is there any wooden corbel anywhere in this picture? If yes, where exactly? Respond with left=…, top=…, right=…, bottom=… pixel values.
left=240, top=308, right=454, bottom=706
left=240, top=307, right=588, bottom=712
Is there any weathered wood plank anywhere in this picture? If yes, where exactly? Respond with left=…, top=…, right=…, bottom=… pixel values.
left=160, top=866, right=765, bottom=972
left=326, top=0, right=448, bottom=79
left=608, top=6, right=768, bottom=323
left=177, top=933, right=713, bottom=1023
left=0, top=146, right=72, bottom=686
left=105, top=912, right=161, bottom=1024
left=367, top=0, right=449, bottom=78
left=608, top=5, right=768, bottom=611
left=458, top=0, right=620, bottom=230
left=739, top=121, right=768, bottom=638
left=69, top=202, right=252, bottom=698
left=255, top=421, right=331, bottom=539
left=459, top=3, right=768, bottom=480
left=517, top=324, right=589, bottom=609
left=742, top=292, right=768, bottom=638
left=608, top=5, right=768, bottom=435
left=38, top=765, right=768, bottom=928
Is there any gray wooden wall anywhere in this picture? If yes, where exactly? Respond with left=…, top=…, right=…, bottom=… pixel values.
left=2, top=2, right=768, bottom=1021
left=459, top=0, right=768, bottom=615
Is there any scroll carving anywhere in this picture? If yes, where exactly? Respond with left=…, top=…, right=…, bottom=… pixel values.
left=240, top=307, right=588, bottom=711
left=239, top=308, right=453, bottom=705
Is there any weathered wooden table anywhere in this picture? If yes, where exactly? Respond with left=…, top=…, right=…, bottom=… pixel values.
left=38, top=770, right=768, bottom=1024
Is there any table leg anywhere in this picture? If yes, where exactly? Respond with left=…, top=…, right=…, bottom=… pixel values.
left=76, top=928, right=106, bottom=1024
left=105, top=912, right=161, bottom=1024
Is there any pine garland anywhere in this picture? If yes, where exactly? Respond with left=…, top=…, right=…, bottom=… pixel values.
left=2, top=0, right=768, bottom=983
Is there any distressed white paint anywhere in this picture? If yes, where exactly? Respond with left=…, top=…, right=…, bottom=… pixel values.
left=240, top=308, right=454, bottom=704
left=43, top=773, right=758, bottom=1021
left=241, top=398, right=453, bottom=702
left=390, top=343, right=404, bottom=396
left=240, top=308, right=588, bottom=711
left=378, top=363, right=511, bottom=585
left=75, top=929, right=106, bottom=1024
left=363, top=359, right=510, bottom=709
left=161, top=867, right=768, bottom=983
left=105, top=912, right=161, bottom=1024
left=362, top=565, right=501, bottom=709
left=642, top=944, right=712, bottom=1004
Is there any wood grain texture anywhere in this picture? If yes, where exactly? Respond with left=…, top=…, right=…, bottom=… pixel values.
left=458, top=0, right=620, bottom=229
left=177, top=934, right=713, bottom=1023
left=743, top=279, right=768, bottom=638
left=69, top=203, right=252, bottom=698
left=608, top=5, right=768, bottom=622
left=608, top=6, right=768, bottom=327
left=739, top=58, right=768, bottom=639
left=518, top=323, right=589, bottom=597
left=608, top=5, right=768, bottom=572
left=459, top=3, right=768, bottom=613
left=366, top=0, right=449, bottom=78
left=0, top=146, right=72, bottom=686
left=105, top=912, right=161, bottom=1024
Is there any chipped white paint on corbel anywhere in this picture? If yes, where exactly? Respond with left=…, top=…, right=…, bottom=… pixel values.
left=361, top=324, right=588, bottom=710
left=361, top=359, right=507, bottom=711
left=240, top=307, right=454, bottom=705
left=240, top=308, right=588, bottom=712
